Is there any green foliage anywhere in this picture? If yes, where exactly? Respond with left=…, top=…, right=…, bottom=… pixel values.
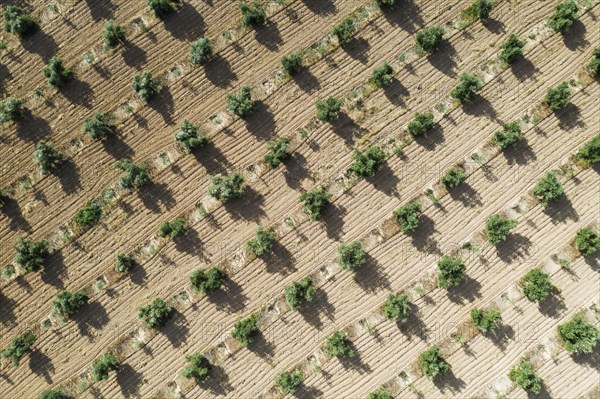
left=115, top=253, right=134, bottom=273
left=415, top=26, right=445, bottom=53
left=43, top=57, right=72, bottom=87
left=521, top=268, right=553, bottom=302
left=14, top=237, right=49, bottom=273
left=131, top=71, right=161, bottom=101
left=419, top=346, right=450, bottom=379
left=548, top=0, right=579, bottom=33
left=533, top=172, right=565, bottom=205
left=338, top=241, right=366, bottom=271
left=74, top=199, right=102, bottom=227
left=323, top=330, right=354, bottom=357
left=245, top=227, right=276, bottom=256
left=2, top=332, right=36, bottom=366
left=300, top=188, right=332, bottom=220
left=509, top=360, right=541, bottom=393
left=174, top=119, right=206, bottom=153
left=493, top=121, right=523, bottom=149
left=226, top=85, right=255, bottom=117
left=147, top=0, right=177, bottom=19
left=275, top=369, right=303, bottom=394
left=588, top=48, right=600, bottom=76
left=375, top=0, right=397, bottom=7
left=240, top=2, right=266, bottom=27
left=181, top=353, right=211, bottom=383
left=0, top=97, right=24, bottom=124
left=138, top=298, right=172, bottom=329
left=189, top=38, right=213, bottom=65
left=575, top=228, right=600, bottom=255
left=557, top=314, right=600, bottom=354
left=83, top=112, right=115, bottom=140
left=470, top=308, right=502, bottom=333
left=485, top=214, right=518, bottom=245
left=465, top=0, right=493, bottom=20
left=33, top=141, right=64, bottom=175
left=451, top=73, right=483, bottom=103
left=158, top=216, right=187, bottom=238
left=102, top=20, right=125, bottom=49
left=370, top=62, right=394, bottom=87
left=499, top=34, right=526, bottom=64
left=231, top=314, right=259, bottom=346
left=281, top=52, right=303, bottom=76
left=437, top=255, right=466, bottom=289
left=367, top=389, right=392, bottom=399
left=52, top=290, right=89, bottom=318
left=316, top=96, right=343, bottom=122
left=332, top=17, right=356, bottom=45
left=394, top=201, right=422, bottom=234
left=406, top=112, right=434, bottom=137
left=545, top=81, right=571, bottom=110
left=577, top=135, right=600, bottom=164
left=3, top=6, right=36, bottom=37
left=114, top=159, right=150, bottom=190
left=383, top=293, right=411, bottom=322
left=190, top=267, right=225, bottom=294
left=349, top=146, right=386, bottom=178
left=264, top=136, right=290, bottom=168
left=208, top=173, right=245, bottom=201
left=91, top=352, right=118, bottom=381
left=284, top=277, right=316, bottom=310
left=37, top=389, right=73, bottom=399
left=440, top=166, right=466, bottom=189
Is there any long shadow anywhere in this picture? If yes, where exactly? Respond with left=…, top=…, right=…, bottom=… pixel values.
left=463, top=94, right=498, bottom=122
left=223, top=187, right=266, bottom=222
left=511, top=56, right=540, bottom=81
left=207, top=277, right=248, bottom=313
left=174, top=228, right=203, bottom=256
left=563, top=20, right=589, bottom=51
left=101, top=134, right=134, bottom=159
left=85, top=0, right=115, bottom=21
left=199, top=363, right=233, bottom=395
left=448, top=182, right=483, bottom=208
left=366, top=161, right=400, bottom=196
left=122, top=43, right=148, bottom=68
left=163, top=2, right=205, bottom=41
left=149, top=87, right=175, bottom=125
left=29, top=350, right=54, bottom=383
left=57, top=158, right=81, bottom=195
left=264, top=241, right=296, bottom=275
left=428, top=41, right=458, bottom=77
left=414, top=123, right=445, bottom=151
left=1, top=196, right=31, bottom=232
left=164, top=310, right=190, bottom=348
left=331, top=113, right=367, bottom=145
left=292, top=69, right=320, bottom=93
left=538, top=291, right=567, bottom=319
left=320, top=203, right=346, bottom=241
left=482, top=17, right=505, bottom=34
left=353, top=253, right=391, bottom=293
left=411, top=215, right=439, bottom=255
left=496, top=233, right=532, bottom=263
left=382, top=0, right=424, bottom=33
left=343, top=37, right=370, bottom=64
left=138, top=181, right=175, bottom=213
left=582, top=252, right=599, bottom=271
left=489, top=323, right=515, bottom=351
left=245, top=101, right=276, bottom=141
left=248, top=331, right=275, bottom=360
left=74, top=301, right=110, bottom=338
left=21, top=29, right=58, bottom=62
left=296, top=385, right=324, bottom=399
left=544, top=195, right=579, bottom=223
left=573, top=343, right=600, bottom=371
left=383, top=77, right=409, bottom=106
left=0, top=64, right=12, bottom=96
left=556, top=103, right=583, bottom=131
left=433, top=369, right=466, bottom=394
left=255, top=21, right=283, bottom=51
left=129, top=262, right=148, bottom=286
left=116, top=363, right=143, bottom=398
left=61, top=78, right=94, bottom=108
left=16, top=108, right=52, bottom=142
left=503, top=138, right=537, bottom=165
left=193, top=141, right=232, bottom=175
left=339, top=347, right=371, bottom=373
left=398, top=303, right=428, bottom=340
left=91, top=62, right=112, bottom=80
left=0, top=293, right=17, bottom=327
left=283, top=151, right=309, bottom=189
left=204, top=55, right=237, bottom=88
left=303, top=0, right=336, bottom=15
left=447, top=275, right=482, bottom=305
left=40, top=249, right=66, bottom=288
left=298, top=289, right=335, bottom=329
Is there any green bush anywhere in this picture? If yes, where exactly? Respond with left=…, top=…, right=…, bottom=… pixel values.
left=437, top=255, right=466, bottom=289
left=577, top=135, right=600, bottom=164
left=208, top=173, right=245, bottom=202
left=189, top=38, right=213, bottom=65
left=470, top=308, right=502, bottom=333
left=245, top=227, right=276, bottom=256
left=284, top=277, right=316, bottom=310
left=147, top=0, right=177, bottom=19
left=370, top=62, right=394, bottom=87
left=115, top=253, right=134, bottom=273
left=394, top=201, right=422, bottom=234
left=406, top=111, right=434, bottom=137
left=545, top=81, right=571, bottom=110
left=158, top=216, right=187, bottom=238
left=138, top=298, right=173, bottom=329
left=323, top=330, right=354, bottom=357
left=264, top=136, right=290, bottom=168
left=499, top=34, right=526, bottom=64
left=275, top=369, right=303, bottom=394
left=383, top=293, right=411, bottom=322
left=3, top=6, right=36, bottom=37
left=533, top=172, right=564, bottom=205
left=91, top=352, right=119, bottom=381
left=231, top=314, right=259, bottom=346
left=375, top=0, right=397, bottom=7
left=300, top=188, right=332, bottom=220
left=38, top=389, right=73, bottom=399
left=316, top=96, right=343, bottom=122
left=557, top=314, right=600, bottom=354
left=52, top=290, right=89, bottom=318
left=349, top=146, right=386, bottom=178
left=509, top=360, right=541, bottom=393
left=102, top=20, right=125, bottom=49
left=451, top=73, right=483, bottom=103
left=74, top=199, right=102, bottom=227
left=419, top=346, right=449, bottom=379
left=548, top=0, right=578, bottom=33
left=367, top=389, right=392, bottom=399
left=465, top=0, right=493, bottom=20
left=485, top=214, right=518, bottom=245
left=190, top=267, right=225, bottom=294
left=416, top=26, right=445, bottom=53
left=338, top=241, right=366, bottom=271
left=575, top=228, right=600, bottom=255
left=43, top=57, right=72, bottom=87
left=226, top=85, right=255, bottom=117
left=0, top=97, right=24, bottom=124
left=14, top=237, right=49, bottom=273
left=174, top=119, right=206, bottom=153
left=521, top=268, right=553, bottom=302
left=440, top=166, right=466, bottom=189
left=33, top=141, right=64, bottom=175
left=83, top=112, right=115, bottom=140
left=181, top=353, right=211, bottom=383
left=132, top=71, right=161, bottom=101
left=332, top=17, right=356, bottom=45
left=2, top=332, right=36, bottom=366
left=493, top=121, right=524, bottom=149
left=240, top=2, right=266, bottom=27
left=588, top=48, right=600, bottom=76
left=114, top=159, right=151, bottom=190
left=281, top=52, right=303, bottom=76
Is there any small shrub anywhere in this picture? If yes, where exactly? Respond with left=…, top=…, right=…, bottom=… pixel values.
left=0, top=97, right=24, bottom=124
left=2, top=332, right=36, bottom=366
left=383, top=293, right=411, bottom=322
left=52, top=290, right=89, bottom=318
left=367, top=389, right=391, bottom=399
left=316, top=96, right=343, bottom=122
left=465, top=0, right=493, bottom=20
left=240, top=2, right=266, bottom=27
left=437, top=255, right=466, bottom=289
left=275, top=369, right=303, bottom=395
left=181, top=353, right=211, bottom=383
left=114, top=159, right=150, bottom=190
left=521, top=268, right=553, bottom=302
left=284, top=277, right=316, bottom=310
left=300, top=188, right=332, bottom=220
left=14, top=237, right=49, bottom=273
left=349, top=146, right=386, bottom=178
left=485, top=214, right=518, bottom=245
left=3, top=6, right=36, bottom=37
left=43, top=57, right=72, bottom=87
left=74, top=199, right=102, bottom=227
left=174, top=119, right=206, bottom=153
left=509, top=360, right=541, bottom=394
left=281, top=52, right=303, bottom=76
left=370, top=62, right=394, bottom=87
left=406, top=111, right=434, bottom=137
left=264, top=136, right=290, bottom=168
left=470, top=308, right=502, bottom=333
left=226, top=84, right=255, bottom=117
left=38, top=389, right=73, bottom=399
left=557, top=314, right=600, bottom=354
left=138, top=298, right=173, bottom=329
left=91, top=352, right=118, bottom=381
left=499, top=34, right=526, bottom=64
left=102, top=20, right=125, bottom=49
left=440, top=166, right=466, bottom=189
left=338, top=241, right=366, bottom=271
left=415, top=26, right=445, bottom=54
left=545, top=81, right=571, bottom=110
left=189, top=38, right=213, bottom=65
left=394, top=201, right=422, bottom=234
left=547, top=0, right=578, bottom=33
left=577, top=135, right=600, bottom=164
left=33, top=141, right=64, bottom=175
left=158, top=217, right=187, bottom=238
left=533, top=172, right=564, bottom=205
left=493, top=121, right=523, bottom=149
left=575, top=228, right=600, bottom=255
left=332, top=17, right=355, bottom=45
left=451, top=73, right=483, bottom=103
left=245, top=227, right=276, bottom=256
left=83, top=112, right=115, bottom=140
left=190, top=267, right=225, bottom=294
left=208, top=173, right=245, bottom=201
left=147, top=0, right=177, bottom=19
left=323, top=330, right=354, bottom=357
left=115, top=253, right=134, bottom=273
left=231, top=314, right=259, bottom=346
left=131, top=71, right=161, bottom=101
left=588, top=48, right=600, bottom=76
left=419, top=346, right=450, bottom=379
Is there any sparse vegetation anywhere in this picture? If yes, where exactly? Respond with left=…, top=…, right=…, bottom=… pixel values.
left=114, top=159, right=151, bottom=190
left=437, top=255, right=466, bottom=289
left=493, top=121, right=524, bottom=149
left=33, top=141, right=64, bottom=175
left=264, top=136, right=290, bottom=168
left=281, top=52, right=303, bottom=76
left=332, top=17, right=356, bottom=45
left=14, top=237, right=49, bottom=273
left=440, top=166, right=467, bottom=189
left=43, top=57, right=72, bottom=87
left=394, top=201, right=422, bottom=234
left=470, top=308, right=502, bottom=333
left=3, top=6, right=36, bottom=37
left=226, top=85, right=255, bottom=117
left=499, top=34, right=526, bottom=64
left=521, top=268, right=554, bottom=302
left=300, top=188, right=332, bottom=220
left=275, top=369, right=303, bottom=394
left=533, top=172, right=565, bottom=205
left=231, top=314, right=259, bottom=346
left=115, top=253, right=134, bottom=273
left=338, top=241, right=366, bottom=271
left=83, top=112, right=115, bottom=141
left=509, top=360, right=541, bottom=394
left=245, top=227, right=276, bottom=256
left=158, top=217, right=187, bottom=238
left=547, top=0, right=579, bottom=33
left=132, top=71, right=161, bottom=101
left=284, top=277, right=316, bottom=310
left=575, top=228, right=600, bottom=255
left=416, top=26, right=445, bottom=54
left=349, top=146, right=386, bottom=178
left=370, top=62, right=394, bottom=87
left=138, top=298, right=173, bottom=329
left=451, top=73, right=483, bottom=103
left=190, top=267, right=225, bottom=294
left=174, top=119, right=207, bottom=153
left=188, top=38, right=213, bottom=65
left=407, top=111, right=435, bottom=137
left=545, top=81, right=571, bottom=111
left=323, top=330, right=354, bottom=357
left=181, top=353, right=211, bottom=383
left=316, top=96, right=343, bottom=122
left=240, top=2, right=267, bottom=27
left=557, top=314, right=600, bottom=354
left=0, top=97, right=24, bottom=124
left=208, top=173, right=245, bottom=201
left=419, top=346, right=450, bottom=379
left=485, top=214, right=518, bottom=245
left=2, top=331, right=36, bottom=366
left=91, top=352, right=119, bottom=381
left=74, top=200, right=102, bottom=227
left=102, top=20, right=125, bottom=49
left=383, top=293, right=411, bottom=322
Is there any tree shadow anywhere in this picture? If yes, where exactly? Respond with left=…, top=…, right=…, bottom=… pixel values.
left=331, top=112, right=367, bottom=145
left=1, top=196, right=31, bottom=232
left=398, top=303, right=428, bottom=340
left=283, top=151, right=309, bottom=190
left=503, top=138, right=537, bottom=165
left=21, top=29, right=58, bottom=62
left=448, top=182, right=483, bottom=208
left=0, top=292, right=16, bottom=327
left=489, top=323, right=515, bottom=351
left=245, top=101, right=276, bottom=141
left=510, top=57, right=540, bottom=81
left=353, top=253, right=391, bottom=293
left=563, top=20, right=589, bottom=51
left=482, top=17, right=505, bottom=34
left=164, top=309, right=190, bottom=348
left=427, top=41, right=458, bottom=77
left=116, top=363, right=143, bottom=398
left=544, top=195, right=579, bottom=223
left=101, top=134, right=134, bottom=159
left=174, top=228, right=203, bottom=256
left=303, top=0, right=336, bottom=15
left=496, top=233, right=532, bottom=263
left=382, top=0, right=424, bottom=33
left=538, top=291, right=567, bottom=319
left=248, top=331, right=275, bottom=360
left=207, top=277, right=248, bottom=313
left=149, top=86, right=175, bottom=125
left=320, top=203, right=346, bottom=241
left=85, top=0, right=115, bottom=21
left=74, top=300, right=110, bottom=338
left=163, top=2, right=205, bottom=41
left=411, top=215, right=439, bottom=255
left=572, top=343, right=600, bottom=371
left=414, top=123, right=445, bottom=151
left=28, top=349, right=54, bottom=383
left=298, top=289, right=335, bottom=329
left=138, top=181, right=176, bottom=213
left=199, top=363, right=233, bottom=395
left=293, top=69, right=320, bottom=93
left=129, top=262, right=148, bottom=286
left=264, top=241, right=296, bottom=275
left=122, top=43, right=148, bottom=68
left=40, top=249, right=66, bottom=288
left=582, top=252, right=599, bottom=271
left=463, top=94, right=498, bottom=122
left=447, top=275, right=482, bottom=304
left=339, top=348, right=371, bottom=373
left=383, top=77, right=409, bottom=106
left=16, top=108, right=52, bottom=142
left=223, top=187, right=266, bottom=221
left=193, top=141, right=232, bottom=175
left=556, top=103, right=583, bottom=131
left=204, top=55, right=237, bottom=88
left=255, top=21, right=283, bottom=51
left=433, top=369, right=466, bottom=394
left=0, top=64, right=12, bottom=96
left=61, top=78, right=94, bottom=108
left=296, top=384, right=324, bottom=399
left=343, top=37, right=370, bottom=64
left=56, top=158, right=81, bottom=195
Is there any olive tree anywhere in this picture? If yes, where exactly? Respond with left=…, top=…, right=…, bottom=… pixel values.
left=102, top=20, right=125, bottom=49
left=323, top=330, right=354, bottom=357
left=38, top=389, right=73, bottom=399
left=300, top=188, right=332, bottom=220
left=577, top=135, right=600, bottom=164
left=14, top=237, right=49, bottom=273
left=375, top=0, right=397, bottom=7
left=3, top=6, right=36, bottom=37
left=181, top=353, right=211, bottom=383
left=368, top=390, right=392, bottom=399
left=52, top=290, right=89, bottom=319
left=437, top=255, right=466, bottom=289
left=131, top=71, right=161, bottom=101
left=43, top=57, right=72, bottom=87
left=0, top=97, right=24, bottom=124
left=588, top=48, right=600, bottom=76
left=394, top=201, right=422, bottom=234
left=548, top=0, right=579, bottom=33
left=316, top=96, right=343, bottom=122
left=545, top=81, right=571, bottom=110
left=284, top=277, right=316, bottom=310
left=419, top=346, right=450, bottom=379
left=575, top=227, right=600, bottom=255
left=440, top=166, right=466, bottom=189
left=2, top=332, right=36, bottom=366
left=158, top=216, right=187, bottom=239
left=465, top=0, right=493, bottom=20
left=276, top=369, right=303, bottom=395
left=533, top=172, right=565, bottom=205
left=138, top=298, right=173, bottom=329
left=232, top=314, right=259, bottom=346
left=115, top=253, right=134, bottom=273
left=521, top=268, right=554, bottom=302
left=281, top=52, right=303, bottom=76
left=114, top=159, right=150, bottom=190
left=33, top=141, right=64, bottom=175
left=208, top=173, right=245, bottom=201
left=485, top=214, right=518, bottom=245
left=332, top=17, right=355, bottom=45
left=147, top=0, right=177, bottom=19
left=349, top=146, right=386, bottom=178
left=383, top=293, right=411, bottom=322
left=499, top=34, right=526, bottom=64
left=240, top=2, right=266, bottom=27
left=83, top=112, right=115, bottom=141
left=91, top=352, right=119, bottom=381
left=226, top=85, right=255, bottom=117
left=245, top=227, right=276, bottom=257
left=415, top=26, right=445, bottom=54
left=557, top=314, right=600, bottom=354
left=188, top=38, right=213, bottom=65
left=74, top=199, right=102, bottom=227
left=264, top=136, right=290, bottom=168
left=338, top=241, right=366, bottom=271
left=451, top=73, right=483, bottom=103
left=509, top=360, right=541, bottom=394
left=370, top=62, right=394, bottom=88
left=407, top=111, right=434, bottom=137
left=190, top=267, right=225, bottom=294
left=470, top=308, right=502, bottom=333
left=493, top=121, right=524, bottom=149
left=174, top=119, right=207, bottom=153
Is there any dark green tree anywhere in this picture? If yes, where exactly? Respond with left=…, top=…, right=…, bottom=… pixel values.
left=493, top=121, right=524, bottom=149
left=545, top=81, right=571, bottom=110
left=114, top=159, right=151, bottom=190
left=240, top=2, right=266, bottom=27
left=190, top=267, right=225, bottom=294
left=470, top=308, right=502, bottom=333
left=226, top=85, right=255, bottom=117
left=115, top=253, right=134, bottom=273
left=383, top=293, right=411, bottom=322
left=2, top=332, right=36, bottom=366
left=349, top=146, right=386, bottom=178
left=189, top=38, right=213, bottom=65
left=370, top=62, right=394, bottom=87
left=91, top=352, right=119, bottom=381
left=52, top=290, right=89, bottom=319
left=181, top=353, right=211, bottom=383
left=499, top=34, right=526, bottom=64
left=43, top=57, right=72, bottom=87
left=509, top=360, right=541, bottom=393
left=465, top=0, right=493, bottom=20
left=281, top=52, right=303, bottom=76
left=367, top=389, right=392, bottom=399
left=147, top=0, right=177, bottom=19
left=14, top=237, right=49, bottom=273
left=394, top=201, right=422, bottom=234
left=416, top=26, right=445, bottom=54
left=158, top=217, right=187, bottom=238
left=0, top=97, right=24, bottom=124
left=557, top=314, right=600, bottom=354
left=3, top=6, right=36, bottom=37
left=74, top=199, right=102, bottom=227
left=131, top=71, right=161, bottom=101
left=575, top=227, right=600, bottom=255
left=208, top=173, right=245, bottom=201
left=451, top=73, right=483, bottom=103
left=440, top=166, right=466, bottom=189
left=375, top=0, right=397, bottom=7
left=521, top=268, right=554, bottom=302
left=485, top=214, right=518, bottom=245
left=245, top=227, right=276, bottom=256
left=316, top=96, right=343, bottom=122
left=264, top=136, right=290, bottom=168
left=547, top=0, right=579, bottom=33
left=284, top=277, right=316, bottom=310
left=174, top=119, right=207, bottom=153
left=338, top=241, right=366, bottom=271
left=37, top=389, right=73, bottom=399
left=138, top=298, right=173, bottom=329
left=419, top=346, right=450, bottom=379
left=437, top=255, right=466, bottom=289
left=275, top=369, right=303, bottom=394
left=83, top=112, right=115, bottom=140
left=231, top=314, right=259, bottom=346
left=588, top=48, right=600, bottom=76
left=406, top=111, right=434, bottom=137
left=332, top=17, right=355, bottom=45
left=33, top=141, right=64, bottom=175
left=102, top=20, right=125, bottom=49
left=577, top=135, right=600, bottom=164
left=323, top=330, right=354, bottom=357
left=300, top=188, right=332, bottom=220
left=533, top=172, right=565, bottom=205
